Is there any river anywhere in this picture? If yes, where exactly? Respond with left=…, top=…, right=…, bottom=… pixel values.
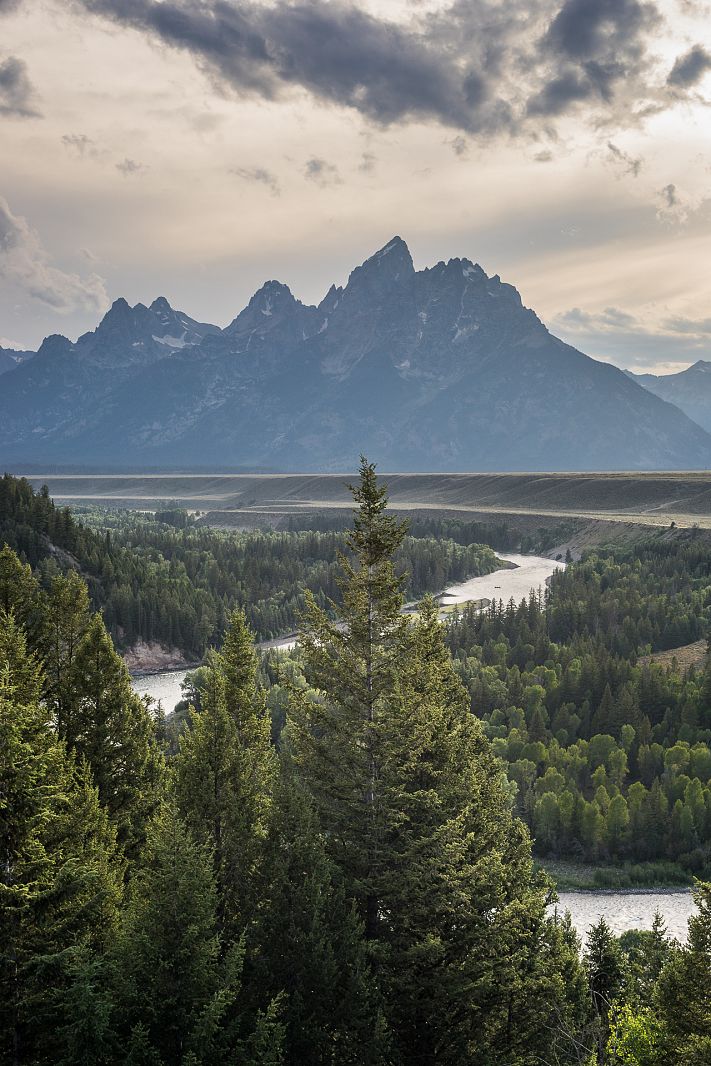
left=554, top=890, right=694, bottom=942
left=439, top=551, right=563, bottom=607
left=130, top=552, right=561, bottom=711
left=129, top=551, right=696, bottom=941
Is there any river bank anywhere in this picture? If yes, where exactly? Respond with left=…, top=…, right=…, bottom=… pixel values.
left=542, top=859, right=693, bottom=892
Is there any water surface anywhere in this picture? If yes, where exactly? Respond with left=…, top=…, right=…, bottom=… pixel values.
left=554, top=890, right=694, bottom=942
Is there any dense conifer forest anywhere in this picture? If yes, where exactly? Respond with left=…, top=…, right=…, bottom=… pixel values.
left=2, top=467, right=711, bottom=1063
left=0, top=474, right=501, bottom=654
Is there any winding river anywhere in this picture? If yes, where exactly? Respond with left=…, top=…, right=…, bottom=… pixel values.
left=130, top=552, right=561, bottom=712
left=129, top=551, right=696, bottom=940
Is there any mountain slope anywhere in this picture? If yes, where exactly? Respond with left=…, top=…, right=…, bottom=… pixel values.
left=627, top=361, right=711, bottom=433
left=2, top=238, right=710, bottom=472
left=0, top=345, right=35, bottom=375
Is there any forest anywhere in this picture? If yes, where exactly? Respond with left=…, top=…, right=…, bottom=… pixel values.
left=443, top=542, right=711, bottom=877
left=0, top=474, right=502, bottom=655
left=1, top=467, right=711, bottom=1063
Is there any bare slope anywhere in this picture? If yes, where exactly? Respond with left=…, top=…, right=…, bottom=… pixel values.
left=19, top=471, right=711, bottom=528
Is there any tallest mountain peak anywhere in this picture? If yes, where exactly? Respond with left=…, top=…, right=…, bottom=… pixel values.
left=366, top=235, right=413, bottom=268
left=349, top=236, right=414, bottom=289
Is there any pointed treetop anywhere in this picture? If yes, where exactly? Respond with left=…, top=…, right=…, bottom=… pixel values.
left=347, top=456, right=408, bottom=568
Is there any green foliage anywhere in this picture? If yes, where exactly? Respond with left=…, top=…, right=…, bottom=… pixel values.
left=289, top=458, right=590, bottom=1064
left=655, top=881, right=711, bottom=1059
left=110, top=802, right=283, bottom=1065
left=606, top=1003, right=664, bottom=1066
left=446, top=540, right=711, bottom=870
left=0, top=612, right=123, bottom=1065
left=0, top=473, right=502, bottom=656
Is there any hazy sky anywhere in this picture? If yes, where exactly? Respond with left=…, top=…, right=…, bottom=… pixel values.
left=1, top=0, right=710, bottom=372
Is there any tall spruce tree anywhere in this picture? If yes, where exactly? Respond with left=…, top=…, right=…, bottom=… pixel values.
left=289, top=458, right=588, bottom=1064
left=0, top=611, right=123, bottom=1066
left=41, top=569, right=92, bottom=737
left=251, top=771, right=389, bottom=1065
left=585, top=917, right=627, bottom=1064
left=174, top=612, right=276, bottom=941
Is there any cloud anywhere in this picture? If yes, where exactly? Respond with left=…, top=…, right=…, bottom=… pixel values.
left=231, top=166, right=280, bottom=195
left=358, top=152, right=377, bottom=173
left=0, top=55, right=40, bottom=117
left=655, top=181, right=697, bottom=223
left=558, top=306, right=639, bottom=331
left=607, top=141, right=642, bottom=177
left=449, top=135, right=469, bottom=158
left=667, top=44, right=711, bottom=88
left=552, top=303, right=711, bottom=370
left=61, top=132, right=98, bottom=157
left=663, top=315, right=711, bottom=337
left=75, top=0, right=670, bottom=139
left=530, top=0, right=662, bottom=116
left=0, top=0, right=22, bottom=13
left=303, top=157, right=342, bottom=187
left=0, top=194, right=108, bottom=313
left=116, top=157, right=147, bottom=176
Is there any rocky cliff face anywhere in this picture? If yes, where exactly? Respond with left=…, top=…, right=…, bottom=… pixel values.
left=2, top=237, right=710, bottom=471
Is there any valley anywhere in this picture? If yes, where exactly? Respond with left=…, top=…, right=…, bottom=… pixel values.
left=20, top=469, right=711, bottom=535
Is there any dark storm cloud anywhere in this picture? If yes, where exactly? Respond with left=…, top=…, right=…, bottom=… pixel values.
left=76, top=0, right=668, bottom=136
left=667, top=44, right=711, bottom=87
left=0, top=0, right=22, bottom=13
left=0, top=55, right=40, bottom=117
left=530, top=0, right=662, bottom=114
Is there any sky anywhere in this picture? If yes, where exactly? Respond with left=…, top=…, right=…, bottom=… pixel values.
left=1, top=0, right=710, bottom=373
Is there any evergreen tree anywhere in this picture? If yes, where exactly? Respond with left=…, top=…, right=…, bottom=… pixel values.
left=174, top=623, right=276, bottom=941
left=655, top=881, right=711, bottom=1059
left=111, top=803, right=282, bottom=1066
left=41, top=570, right=91, bottom=736
left=252, top=771, right=389, bottom=1065
left=585, top=918, right=627, bottom=1063
left=290, top=459, right=587, bottom=1064
left=0, top=545, right=44, bottom=643
left=0, top=612, right=122, bottom=1066
left=67, top=613, right=164, bottom=856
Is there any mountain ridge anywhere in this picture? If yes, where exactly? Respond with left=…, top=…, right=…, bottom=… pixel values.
left=2, top=238, right=710, bottom=472
left=627, top=361, right=711, bottom=432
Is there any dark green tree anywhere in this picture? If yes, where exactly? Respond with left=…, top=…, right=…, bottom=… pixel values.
left=655, top=882, right=711, bottom=1060
left=111, top=803, right=283, bottom=1066
left=0, top=611, right=122, bottom=1066
left=290, top=459, right=588, bottom=1064
left=252, top=771, right=389, bottom=1065
left=585, top=917, right=627, bottom=1063
left=174, top=620, right=276, bottom=940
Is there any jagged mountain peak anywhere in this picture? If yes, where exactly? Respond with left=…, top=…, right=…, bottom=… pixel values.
left=346, top=236, right=415, bottom=288
left=3, top=235, right=711, bottom=471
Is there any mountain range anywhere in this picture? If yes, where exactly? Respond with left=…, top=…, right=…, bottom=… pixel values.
left=1, top=237, right=710, bottom=472
left=626, top=362, right=711, bottom=434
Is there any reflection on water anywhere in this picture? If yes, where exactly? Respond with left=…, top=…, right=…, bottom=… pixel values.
left=554, top=890, right=694, bottom=941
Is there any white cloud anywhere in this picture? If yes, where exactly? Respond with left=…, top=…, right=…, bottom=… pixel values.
left=0, top=194, right=108, bottom=313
